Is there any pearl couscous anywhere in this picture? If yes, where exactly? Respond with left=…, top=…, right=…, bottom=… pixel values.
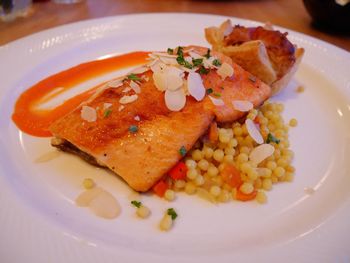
left=165, top=101, right=296, bottom=204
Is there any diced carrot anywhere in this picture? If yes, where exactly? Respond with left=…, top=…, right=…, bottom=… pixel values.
left=208, top=121, right=219, bottom=143
left=236, top=189, right=257, bottom=201
left=254, top=116, right=260, bottom=125
left=221, top=164, right=242, bottom=188
left=153, top=180, right=168, bottom=197
left=169, top=161, right=187, bottom=180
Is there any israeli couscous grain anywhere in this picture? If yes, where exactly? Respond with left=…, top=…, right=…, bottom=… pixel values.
left=163, top=101, right=295, bottom=204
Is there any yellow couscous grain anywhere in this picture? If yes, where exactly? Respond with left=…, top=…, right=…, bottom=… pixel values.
left=167, top=101, right=296, bottom=205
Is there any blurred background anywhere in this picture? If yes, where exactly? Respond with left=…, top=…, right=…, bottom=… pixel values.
left=0, top=0, right=349, bottom=51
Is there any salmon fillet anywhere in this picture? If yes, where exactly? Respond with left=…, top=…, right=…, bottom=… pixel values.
left=50, top=46, right=271, bottom=191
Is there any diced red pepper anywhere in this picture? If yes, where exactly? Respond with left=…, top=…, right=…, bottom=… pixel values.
left=169, top=161, right=188, bottom=180
left=236, top=189, right=257, bottom=201
left=152, top=180, right=168, bottom=197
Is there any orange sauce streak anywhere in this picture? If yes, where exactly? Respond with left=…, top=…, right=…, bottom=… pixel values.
left=12, top=51, right=149, bottom=137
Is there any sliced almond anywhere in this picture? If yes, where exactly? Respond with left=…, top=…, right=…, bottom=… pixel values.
left=188, top=51, right=202, bottom=59
left=164, top=88, right=186, bottom=111
left=245, top=119, right=264, bottom=144
left=122, top=87, right=132, bottom=93
left=107, top=79, right=123, bottom=88
left=118, top=105, right=125, bottom=111
left=103, top=103, right=112, bottom=110
left=249, top=144, right=275, bottom=165
left=209, top=96, right=225, bottom=106
left=153, top=71, right=167, bottom=91
left=134, top=115, right=141, bottom=121
left=187, top=72, right=205, bottom=101
left=151, top=52, right=177, bottom=58
left=130, top=80, right=141, bottom=94
left=130, top=66, right=149, bottom=74
left=232, top=100, right=253, bottom=112
left=119, top=94, right=138, bottom=104
left=81, top=106, right=97, bottom=122
left=217, top=62, right=234, bottom=80
left=159, top=56, right=178, bottom=66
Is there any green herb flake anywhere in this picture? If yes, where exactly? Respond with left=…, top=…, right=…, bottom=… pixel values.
left=206, top=88, right=213, bottom=95
left=192, top=58, right=203, bottom=67
left=167, top=208, right=178, bottom=220
left=176, top=56, right=193, bottom=69
left=127, top=73, right=141, bottom=81
left=212, top=59, right=221, bottom=67
left=249, top=75, right=256, bottom=83
left=199, top=67, right=209, bottom=75
left=204, top=49, right=211, bottom=59
left=176, top=46, right=183, bottom=57
left=167, top=48, right=174, bottom=55
left=213, top=92, right=222, bottom=97
left=131, top=200, right=142, bottom=208
left=266, top=133, right=280, bottom=144
left=179, top=146, right=187, bottom=157
left=129, top=125, right=138, bottom=133
left=103, top=109, right=112, bottom=118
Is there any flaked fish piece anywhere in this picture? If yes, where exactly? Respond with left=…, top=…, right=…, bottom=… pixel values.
left=50, top=46, right=271, bottom=192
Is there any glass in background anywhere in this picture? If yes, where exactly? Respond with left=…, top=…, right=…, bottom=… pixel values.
left=0, top=0, right=32, bottom=21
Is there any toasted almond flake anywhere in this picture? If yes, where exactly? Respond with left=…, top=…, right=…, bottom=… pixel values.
left=159, top=56, right=178, bottom=65
left=119, top=94, right=138, bottom=104
left=188, top=51, right=202, bottom=59
left=249, top=144, right=275, bottom=165
left=103, top=103, right=112, bottom=110
left=187, top=72, right=205, bottom=101
left=151, top=52, right=178, bottom=58
left=122, top=87, right=132, bottom=93
left=209, top=96, right=225, bottom=106
left=150, top=61, right=167, bottom=73
left=232, top=100, right=253, bottom=112
left=166, top=73, right=183, bottom=91
left=108, top=79, right=123, bottom=88
left=118, top=105, right=125, bottom=111
left=222, top=20, right=233, bottom=36
left=144, top=76, right=149, bottom=82
left=147, top=57, right=160, bottom=67
left=203, top=56, right=216, bottom=69
left=245, top=119, right=264, bottom=144
left=165, top=88, right=186, bottom=111
left=130, top=66, right=149, bottom=74
left=130, top=80, right=141, bottom=94
left=217, top=62, right=234, bottom=80
left=134, top=115, right=141, bottom=121
left=153, top=71, right=167, bottom=91
left=81, top=106, right=97, bottom=122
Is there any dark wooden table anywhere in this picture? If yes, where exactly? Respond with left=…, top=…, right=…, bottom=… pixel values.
left=1, top=0, right=349, bottom=51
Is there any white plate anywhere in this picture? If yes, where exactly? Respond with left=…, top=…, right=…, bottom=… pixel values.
left=1, top=13, right=350, bottom=263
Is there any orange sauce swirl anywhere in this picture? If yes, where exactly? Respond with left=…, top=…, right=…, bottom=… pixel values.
left=12, top=51, right=149, bottom=137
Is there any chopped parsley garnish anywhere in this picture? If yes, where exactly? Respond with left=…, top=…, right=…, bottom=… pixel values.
left=129, top=125, right=138, bottom=133
left=206, top=88, right=213, bottom=95
left=103, top=109, right=112, bottom=118
left=167, top=48, right=174, bottom=55
left=176, top=46, right=183, bottom=56
left=212, top=59, right=221, bottom=67
left=179, top=146, right=187, bottom=157
left=204, top=49, right=211, bottom=59
left=266, top=133, right=280, bottom=144
left=176, top=56, right=193, bottom=69
left=199, top=67, right=209, bottom=75
left=249, top=75, right=256, bottom=83
left=167, top=208, right=178, bottom=220
left=131, top=200, right=142, bottom=208
left=127, top=73, right=141, bottom=81
left=192, top=58, right=203, bottom=67
left=213, top=92, right=222, bottom=97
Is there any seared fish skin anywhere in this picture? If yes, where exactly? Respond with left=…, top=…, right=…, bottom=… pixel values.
left=50, top=46, right=270, bottom=192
